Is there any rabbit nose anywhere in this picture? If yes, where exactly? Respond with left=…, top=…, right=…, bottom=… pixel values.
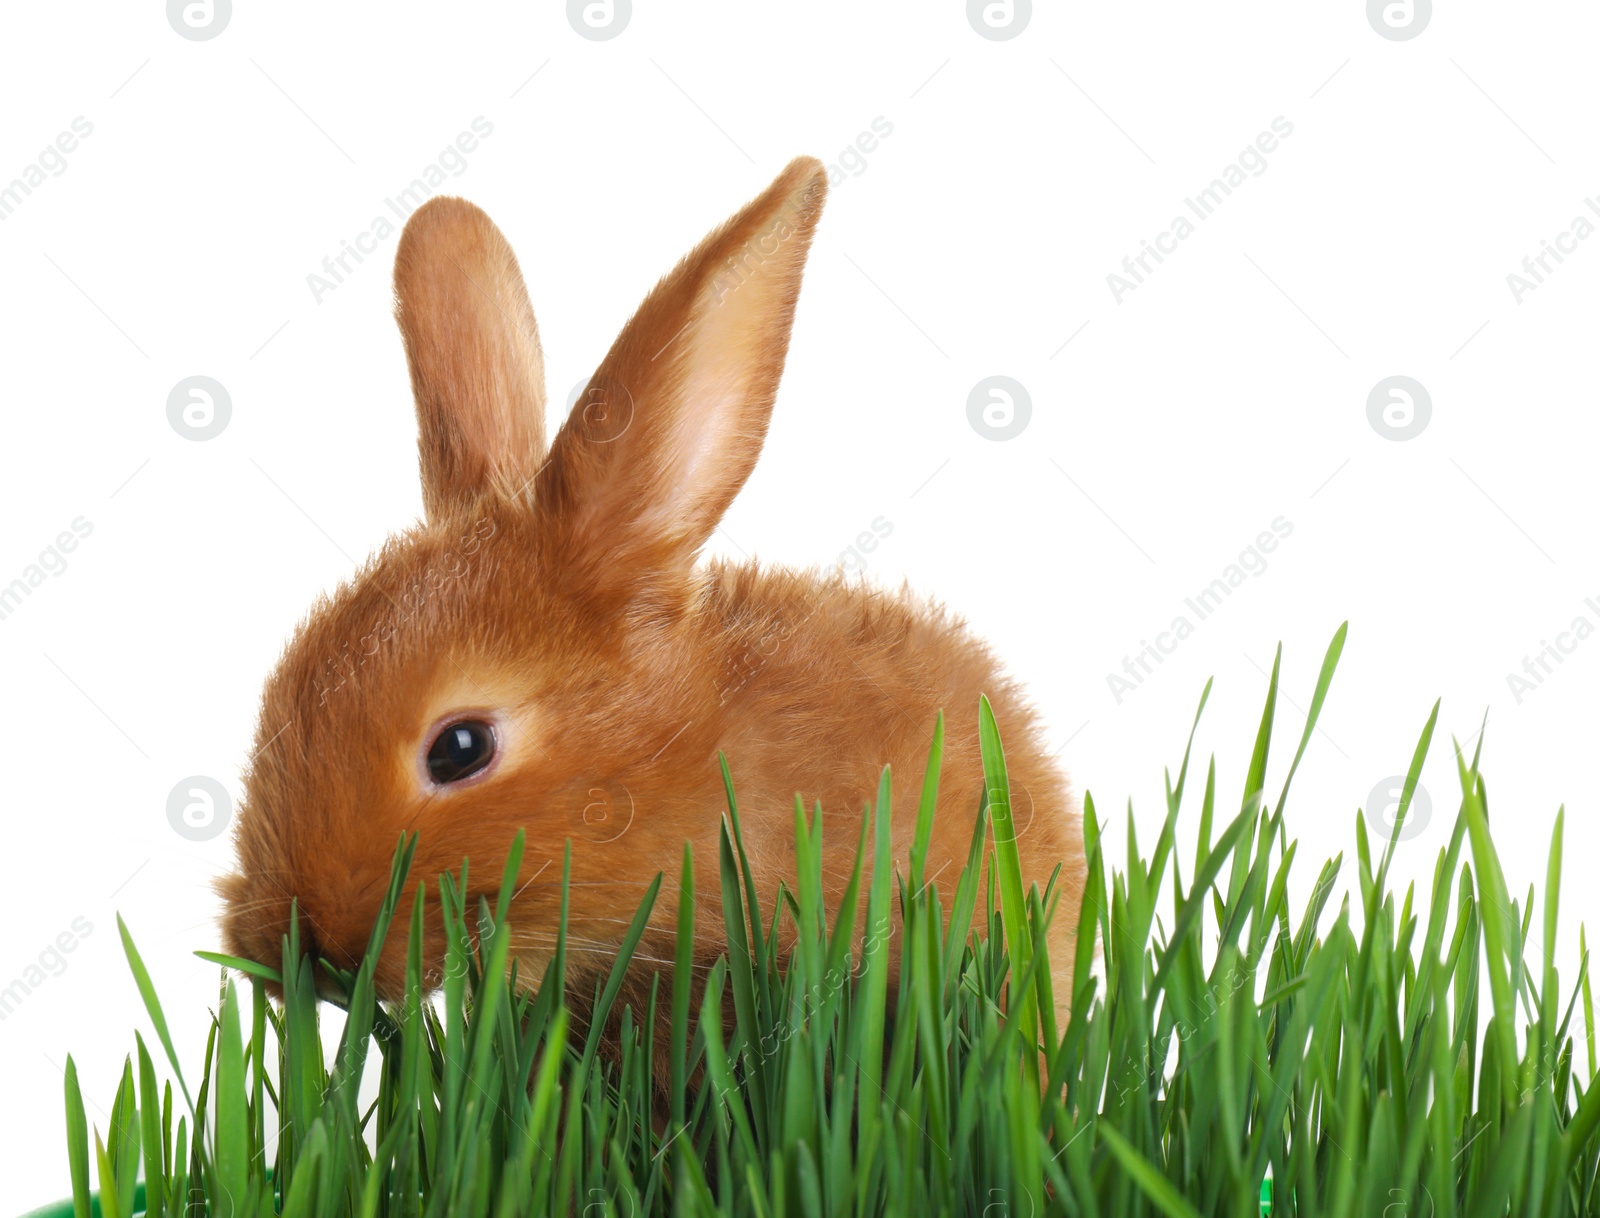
left=284, top=922, right=348, bottom=999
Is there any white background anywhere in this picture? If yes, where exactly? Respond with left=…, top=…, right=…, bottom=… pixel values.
left=3, top=1, right=1597, bottom=1206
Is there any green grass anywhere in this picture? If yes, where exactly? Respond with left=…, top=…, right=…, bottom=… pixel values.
left=52, top=622, right=1600, bottom=1215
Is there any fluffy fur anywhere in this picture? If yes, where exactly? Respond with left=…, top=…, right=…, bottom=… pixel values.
left=217, top=156, right=1086, bottom=1073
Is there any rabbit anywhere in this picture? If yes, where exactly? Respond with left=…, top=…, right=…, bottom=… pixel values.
left=216, top=156, right=1086, bottom=1080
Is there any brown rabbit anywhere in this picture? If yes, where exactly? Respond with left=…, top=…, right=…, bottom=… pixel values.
left=217, top=156, right=1085, bottom=1072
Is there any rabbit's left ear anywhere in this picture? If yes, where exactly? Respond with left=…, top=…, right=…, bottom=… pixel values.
left=538, top=157, right=828, bottom=601
left=394, top=197, right=548, bottom=522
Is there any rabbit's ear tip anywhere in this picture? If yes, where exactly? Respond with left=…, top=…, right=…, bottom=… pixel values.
left=783, top=154, right=826, bottom=180
left=406, top=193, right=478, bottom=219
left=396, top=196, right=499, bottom=260
left=779, top=156, right=829, bottom=197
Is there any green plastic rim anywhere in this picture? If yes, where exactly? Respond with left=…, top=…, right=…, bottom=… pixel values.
left=17, top=1179, right=145, bottom=1218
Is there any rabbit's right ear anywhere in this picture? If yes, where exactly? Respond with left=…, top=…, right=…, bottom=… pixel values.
left=535, top=157, right=827, bottom=608
left=394, top=197, right=547, bottom=522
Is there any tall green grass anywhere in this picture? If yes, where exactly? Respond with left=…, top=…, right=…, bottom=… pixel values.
left=54, top=624, right=1600, bottom=1215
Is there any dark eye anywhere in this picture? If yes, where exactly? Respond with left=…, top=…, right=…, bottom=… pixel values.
left=426, top=720, right=497, bottom=784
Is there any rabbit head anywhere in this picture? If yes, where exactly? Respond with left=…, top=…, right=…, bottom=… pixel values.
left=218, top=157, right=831, bottom=1002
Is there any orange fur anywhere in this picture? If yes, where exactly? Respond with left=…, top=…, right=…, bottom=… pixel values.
left=217, top=157, right=1086, bottom=1076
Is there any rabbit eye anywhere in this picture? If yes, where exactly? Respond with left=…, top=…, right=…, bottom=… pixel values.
left=426, top=720, right=497, bottom=784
